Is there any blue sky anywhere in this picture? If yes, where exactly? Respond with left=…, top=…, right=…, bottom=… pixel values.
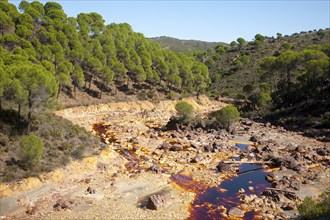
left=10, top=0, right=330, bottom=43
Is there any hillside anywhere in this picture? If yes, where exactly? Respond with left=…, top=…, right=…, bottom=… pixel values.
left=149, top=36, right=222, bottom=53
left=200, top=29, right=330, bottom=132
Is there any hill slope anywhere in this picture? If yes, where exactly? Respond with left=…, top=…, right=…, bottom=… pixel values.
left=149, top=36, right=222, bottom=53
left=201, top=29, right=330, bottom=131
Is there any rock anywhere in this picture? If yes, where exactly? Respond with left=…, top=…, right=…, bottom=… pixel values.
left=250, top=135, right=260, bottom=142
left=87, top=186, right=96, bottom=194
left=277, top=212, right=289, bottom=219
left=317, top=147, right=329, bottom=156
left=262, top=145, right=274, bottom=152
left=190, top=154, right=203, bottom=163
left=284, top=191, right=298, bottom=201
left=228, top=207, right=245, bottom=218
left=216, top=162, right=236, bottom=172
left=26, top=206, right=38, bottom=215
left=241, top=119, right=253, bottom=126
left=149, top=164, right=161, bottom=173
left=281, top=202, right=295, bottom=210
left=291, top=152, right=302, bottom=160
left=159, top=142, right=170, bottom=151
left=170, top=143, right=183, bottom=151
left=296, top=145, right=307, bottom=153
left=265, top=173, right=276, bottom=182
left=262, top=189, right=276, bottom=197
left=270, top=157, right=287, bottom=167
left=129, top=137, right=139, bottom=144
left=238, top=188, right=245, bottom=194
left=290, top=180, right=301, bottom=191
left=97, top=162, right=108, bottom=172
left=146, top=193, right=169, bottom=210
left=289, top=160, right=301, bottom=171
left=203, top=145, right=213, bottom=152
left=53, top=198, right=74, bottom=211
left=286, top=143, right=297, bottom=151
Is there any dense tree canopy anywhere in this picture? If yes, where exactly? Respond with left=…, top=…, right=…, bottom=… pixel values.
left=0, top=0, right=210, bottom=113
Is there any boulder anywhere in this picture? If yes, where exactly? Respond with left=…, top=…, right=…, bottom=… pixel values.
left=146, top=193, right=169, bottom=210
left=228, top=207, right=245, bottom=218
left=216, top=162, right=237, bottom=172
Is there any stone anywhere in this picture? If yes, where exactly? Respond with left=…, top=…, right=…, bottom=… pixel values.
left=289, top=160, right=301, bottom=171
left=160, top=142, right=171, bottom=150
left=281, top=202, right=295, bottom=210
left=228, top=207, right=245, bottom=218
left=316, top=147, right=328, bottom=156
left=286, top=143, right=297, bottom=151
left=87, top=186, right=96, bottom=194
left=250, top=135, right=260, bottom=142
left=146, top=193, right=169, bottom=210
left=149, top=164, right=161, bottom=173
left=238, top=188, right=245, bottom=194
left=290, top=180, right=301, bottom=191
left=97, top=162, right=108, bottom=172
left=190, top=154, right=203, bottom=163
left=265, top=173, right=276, bottom=182
left=284, top=191, right=298, bottom=201
left=216, top=162, right=236, bottom=172
left=170, top=144, right=183, bottom=151
left=296, top=145, right=307, bottom=153
left=270, top=157, right=287, bottom=167
left=53, top=198, right=74, bottom=211
left=26, top=206, right=38, bottom=215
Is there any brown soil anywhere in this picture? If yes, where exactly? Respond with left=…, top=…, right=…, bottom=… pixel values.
left=0, top=96, right=329, bottom=220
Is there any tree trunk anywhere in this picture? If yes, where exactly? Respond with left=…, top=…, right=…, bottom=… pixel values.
left=74, top=85, right=76, bottom=99
left=88, top=74, right=93, bottom=90
left=57, top=84, right=61, bottom=98
left=27, top=91, right=32, bottom=133
left=17, top=103, right=21, bottom=127
left=0, top=97, right=2, bottom=120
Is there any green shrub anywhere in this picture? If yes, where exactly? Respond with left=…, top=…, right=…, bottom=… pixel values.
left=257, top=92, right=272, bottom=107
left=175, top=101, right=194, bottom=122
left=214, top=105, right=240, bottom=130
left=168, top=90, right=177, bottom=100
left=19, top=134, right=44, bottom=168
left=298, top=193, right=330, bottom=220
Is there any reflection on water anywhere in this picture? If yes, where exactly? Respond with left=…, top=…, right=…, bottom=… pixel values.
left=172, top=144, right=271, bottom=220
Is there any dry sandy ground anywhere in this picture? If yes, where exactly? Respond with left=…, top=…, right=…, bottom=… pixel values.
left=0, top=96, right=329, bottom=220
